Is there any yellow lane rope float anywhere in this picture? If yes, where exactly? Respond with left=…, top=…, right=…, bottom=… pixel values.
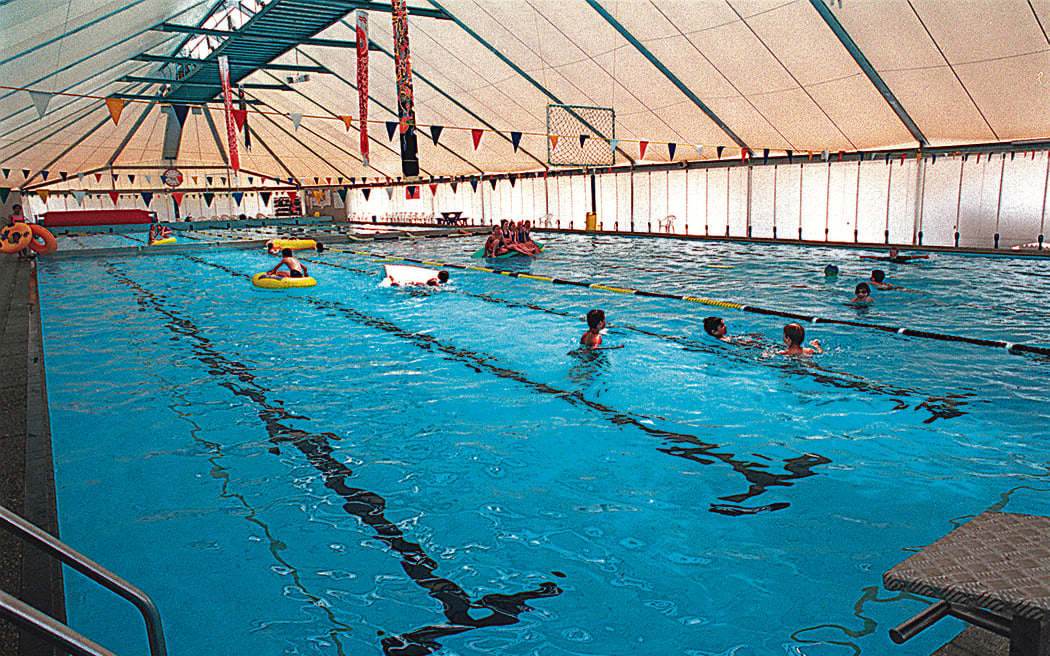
left=1, top=222, right=32, bottom=254
left=251, top=273, right=317, bottom=289
left=27, top=224, right=58, bottom=255
left=317, top=244, right=1050, bottom=358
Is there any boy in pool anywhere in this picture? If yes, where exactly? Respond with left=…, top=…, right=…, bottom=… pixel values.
left=861, top=247, right=929, bottom=264
left=266, top=248, right=308, bottom=278
left=779, top=323, right=822, bottom=356
left=847, top=282, right=874, bottom=305
left=703, top=316, right=763, bottom=346
left=868, top=269, right=896, bottom=290
left=426, top=271, right=450, bottom=286
left=580, top=309, right=623, bottom=350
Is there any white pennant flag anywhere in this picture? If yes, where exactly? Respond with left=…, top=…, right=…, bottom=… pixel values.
left=73, top=189, right=87, bottom=206
left=697, top=145, right=704, bottom=159
left=289, top=112, right=303, bottom=131
left=145, top=175, right=152, bottom=184
left=385, top=186, right=395, bottom=200
left=28, top=90, right=53, bottom=119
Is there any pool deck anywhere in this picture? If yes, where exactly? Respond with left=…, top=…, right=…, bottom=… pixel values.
left=0, top=235, right=1017, bottom=656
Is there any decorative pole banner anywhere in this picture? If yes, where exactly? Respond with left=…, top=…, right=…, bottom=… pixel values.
left=356, top=10, right=370, bottom=168
left=217, top=56, right=240, bottom=173
left=391, top=0, right=419, bottom=177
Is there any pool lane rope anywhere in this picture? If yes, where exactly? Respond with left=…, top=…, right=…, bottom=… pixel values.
left=324, top=245, right=1050, bottom=358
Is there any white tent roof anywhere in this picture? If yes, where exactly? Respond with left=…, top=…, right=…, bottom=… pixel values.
left=2, top=0, right=1048, bottom=189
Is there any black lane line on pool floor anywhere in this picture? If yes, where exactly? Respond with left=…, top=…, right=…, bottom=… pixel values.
left=331, top=247, right=1050, bottom=358
left=308, top=256, right=979, bottom=425
left=106, top=262, right=561, bottom=656
left=192, top=255, right=830, bottom=515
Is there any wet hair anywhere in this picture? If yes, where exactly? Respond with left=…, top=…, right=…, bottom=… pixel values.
left=586, top=309, right=605, bottom=330
left=871, top=269, right=885, bottom=282
left=855, top=282, right=871, bottom=295
left=824, top=264, right=839, bottom=276
left=12, top=204, right=22, bottom=214
left=784, top=323, right=805, bottom=346
left=437, top=270, right=449, bottom=283
left=281, top=247, right=293, bottom=257
left=703, top=316, right=724, bottom=336
left=238, top=213, right=247, bottom=221
left=315, top=242, right=325, bottom=252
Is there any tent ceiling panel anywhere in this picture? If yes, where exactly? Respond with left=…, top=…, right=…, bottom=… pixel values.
left=879, top=67, right=998, bottom=146
left=953, top=52, right=1050, bottom=142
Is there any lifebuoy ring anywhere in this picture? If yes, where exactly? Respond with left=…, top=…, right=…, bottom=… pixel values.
left=1, top=222, right=32, bottom=254
left=251, top=272, right=317, bottom=289
left=27, top=224, right=58, bottom=255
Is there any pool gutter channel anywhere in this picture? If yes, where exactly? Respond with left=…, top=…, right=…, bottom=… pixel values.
left=0, top=256, right=65, bottom=656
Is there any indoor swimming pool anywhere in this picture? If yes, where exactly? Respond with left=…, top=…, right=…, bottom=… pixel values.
left=38, top=233, right=1050, bottom=656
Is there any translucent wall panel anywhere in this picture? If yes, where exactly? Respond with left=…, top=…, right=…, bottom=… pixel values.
left=728, top=168, right=749, bottom=237
left=776, top=164, right=804, bottom=241
left=996, top=153, right=1049, bottom=248
left=707, top=168, right=731, bottom=237
left=749, top=166, right=775, bottom=238
left=632, top=172, right=652, bottom=231
left=918, top=158, right=963, bottom=247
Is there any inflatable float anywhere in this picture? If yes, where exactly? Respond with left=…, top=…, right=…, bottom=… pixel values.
left=149, top=236, right=177, bottom=246
left=383, top=264, right=444, bottom=286
left=1, top=222, right=32, bottom=254
left=470, top=241, right=544, bottom=258
left=28, top=224, right=58, bottom=255
left=267, top=238, right=317, bottom=252
left=251, top=272, right=317, bottom=289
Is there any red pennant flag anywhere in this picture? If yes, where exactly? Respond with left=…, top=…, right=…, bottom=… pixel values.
left=108, top=191, right=120, bottom=205
left=471, top=129, right=483, bottom=150
left=429, top=183, right=438, bottom=196
left=172, top=192, right=184, bottom=207
left=326, top=177, right=332, bottom=184
left=94, top=173, right=103, bottom=183
left=639, top=141, right=648, bottom=159
left=232, top=109, right=248, bottom=132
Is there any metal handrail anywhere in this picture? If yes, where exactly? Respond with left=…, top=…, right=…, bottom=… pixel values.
left=0, top=590, right=115, bottom=656
left=0, top=504, right=167, bottom=656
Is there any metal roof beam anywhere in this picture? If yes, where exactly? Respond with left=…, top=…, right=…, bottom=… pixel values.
left=133, top=54, right=329, bottom=73
left=809, top=0, right=927, bottom=147
left=120, top=75, right=285, bottom=90
left=584, top=0, right=747, bottom=150
left=153, top=23, right=364, bottom=49
left=109, top=93, right=262, bottom=105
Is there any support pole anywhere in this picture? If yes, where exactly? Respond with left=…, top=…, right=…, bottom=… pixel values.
left=955, top=156, right=965, bottom=247
left=994, top=153, right=1006, bottom=248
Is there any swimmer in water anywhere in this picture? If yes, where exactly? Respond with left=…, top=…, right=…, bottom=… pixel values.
left=703, top=316, right=764, bottom=346
left=580, top=309, right=623, bottom=350
left=860, top=247, right=929, bottom=264
left=847, top=282, right=874, bottom=305
left=778, top=323, right=822, bottom=356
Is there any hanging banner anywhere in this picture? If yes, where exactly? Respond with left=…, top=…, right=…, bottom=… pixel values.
left=238, top=85, right=250, bottom=152
left=356, top=10, right=370, bottom=168
left=217, top=55, right=240, bottom=173
left=391, top=0, right=419, bottom=177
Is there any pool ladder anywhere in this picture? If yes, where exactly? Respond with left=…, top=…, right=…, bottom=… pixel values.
left=0, top=505, right=167, bottom=656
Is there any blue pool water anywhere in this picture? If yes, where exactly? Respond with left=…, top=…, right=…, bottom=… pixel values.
left=38, top=234, right=1050, bottom=656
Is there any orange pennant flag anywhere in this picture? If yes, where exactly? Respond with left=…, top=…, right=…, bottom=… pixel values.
left=105, top=97, right=125, bottom=126
left=339, top=115, right=353, bottom=131
left=549, top=134, right=559, bottom=150
left=37, top=189, right=49, bottom=202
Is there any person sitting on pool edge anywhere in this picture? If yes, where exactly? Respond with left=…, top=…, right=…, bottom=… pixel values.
left=266, top=248, right=308, bottom=278
left=779, top=323, right=822, bottom=356
left=847, top=282, right=874, bottom=305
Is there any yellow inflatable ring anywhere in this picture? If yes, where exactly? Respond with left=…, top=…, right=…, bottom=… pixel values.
left=28, top=224, right=58, bottom=255
left=1, top=222, right=32, bottom=254
left=267, top=238, right=316, bottom=252
left=252, top=272, right=317, bottom=289
left=149, top=237, right=177, bottom=246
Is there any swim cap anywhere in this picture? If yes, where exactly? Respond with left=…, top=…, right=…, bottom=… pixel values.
left=824, top=265, right=839, bottom=276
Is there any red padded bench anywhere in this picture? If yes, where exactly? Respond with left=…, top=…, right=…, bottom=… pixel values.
left=42, top=209, right=155, bottom=227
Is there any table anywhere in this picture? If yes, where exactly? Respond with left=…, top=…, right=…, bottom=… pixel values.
left=884, top=511, right=1050, bottom=655
left=437, top=211, right=465, bottom=225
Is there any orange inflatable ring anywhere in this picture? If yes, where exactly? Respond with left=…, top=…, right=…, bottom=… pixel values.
left=28, top=224, right=58, bottom=255
left=0, top=222, right=32, bottom=254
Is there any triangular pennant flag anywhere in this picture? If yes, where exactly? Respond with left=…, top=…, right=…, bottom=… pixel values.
left=717, top=146, right=725, bottom=159
left=339, top=115, right=353, bottom=131
left=470, top=178, right=479, bottom=192
left=696, top=145, right=704, bottom=159
left=313, top=177, right=319, bottom=185
left=471, top=129, right=483, bottom=150
left=129, top=174, right=135, bottom=184
left=221, top=177, right=226, bottom=184
left=172, top=192, right=184, bottom=207
left=312, top=189, right=324, bottom=202
left=639, top=141, right=649, bottom=159
left=668, top=143, right=677, bottom=160
left=112, top=173, right=119, bottom=183
left=510, top=131, right=522, bottom=152
left=490, top=176, right=498, bottom=189
left=202, top=193, right=215, bottom=207
left=60, top=171, right=68, bottom=181
left=141, top=192, right=153, bottom=206
left=0, top=189, right=9, bottom=203
left=450, top=181, right=458, bottom=193
left=260, top=191, right=272, bottom=206
left=29, top=90, right=53, bottom=119
left=108, top=191, right=120, bottom=205
left=207, top=176, right=213, bottom=185
left=41, top=170, right=49, bottom=180
left=763, top=148, right=770, bottom=163
left=406, top=185, right=420, bottom=200
left=337, top=177, right=343, bottom=184
left=326, top=177, right=332, bottom=184
left=508, top=173, right=517, bottom=187
left=386, top=121, right=398, bottom=141
left=105, top=97, right=125, bottom=125
left=233, top=192, right=244, bottom=206
left=549, top=134, right=559, bottom=150
left=94, top=172, right=103, bottom=183
left=361, top=188, right=371, bottom=201
left=337, top=188, right=347, bottom=203
left=579, top=134, right=589, bottom=149
left=821, top=150, right=829, bottom=161
left=173, top=104, right=190, bottom=127
left=290, top=113, right=303, bottom=131
left=248, top=176, right=254, bottom=184
left=429, top=183, right=438, bottom=196
left=22, top=169, right=30, bottom=179
left=610, top=139, right=620, bottom=155
left=78, top=172, right=84, bottom=182
left=430, top=125, right=444, bottom=146
left=232, top=109, right=248, bottom=132
left=786, top=150, right=793, bottom=163
left=192, top=176, right=199, bottom=184
left=1, top=169, right=8, bottom=179
left=72, top=190, right=86, bottom=206
left=37, top=189, right=49, bottom=202
left=838, top=150, right=844, bottom=162
left=385, top=187, right=395, bottom=200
